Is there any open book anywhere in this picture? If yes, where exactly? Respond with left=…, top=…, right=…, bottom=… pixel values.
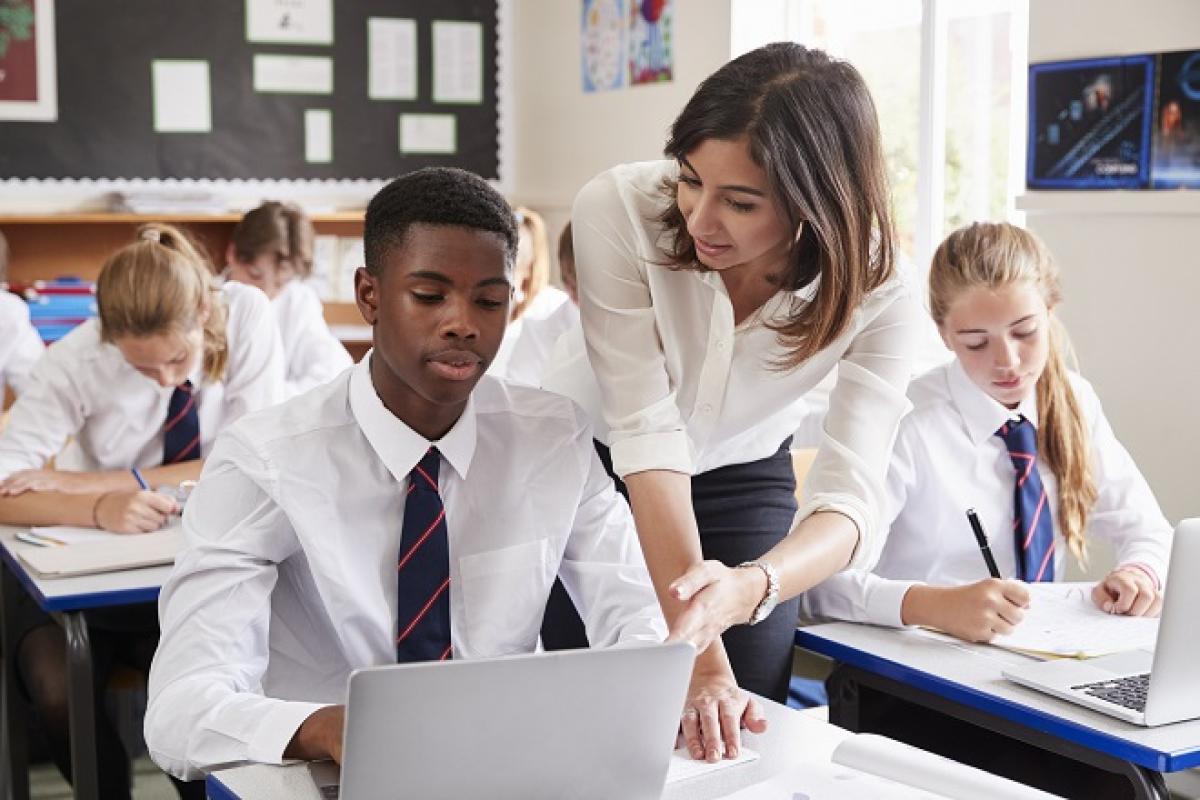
left=726, top=733, right=1059, bottom=799
left=16, top=524, right=183, bottom=578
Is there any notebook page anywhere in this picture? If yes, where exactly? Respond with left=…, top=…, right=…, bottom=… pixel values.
left=665, top=746, right=758, bottom=784
left=990, top=582, right=1158, bottom=658
left=17, top=528, right=183, bottom=578
left=29, top=525, right=122, bottom=545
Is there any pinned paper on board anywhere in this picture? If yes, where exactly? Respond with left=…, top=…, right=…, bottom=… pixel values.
left=368, top=18, right=417, bottom=101
left=253, top=54, right=333, bottom=94
left=400, top=113, right=457, bottom=155
left=432, top=20, right=483, bottom=104
left=152, top=60, right=211, bottom=133
left=581, top=0, right=625, bottom=93
left=0, top=0, right=57, bottom=121
left=246, top=0, right=333, bottom=46
left=304, top=108, right=332, bottom=163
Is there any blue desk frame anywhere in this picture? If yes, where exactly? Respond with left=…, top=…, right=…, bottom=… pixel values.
left=796, top=628, right=1188, bottom=800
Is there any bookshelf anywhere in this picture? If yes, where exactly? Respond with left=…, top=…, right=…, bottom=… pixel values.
left=0, top=212, right=371, bottom=361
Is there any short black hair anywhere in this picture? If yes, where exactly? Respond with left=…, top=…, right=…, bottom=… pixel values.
left=364, top=167, right=517, bottom=276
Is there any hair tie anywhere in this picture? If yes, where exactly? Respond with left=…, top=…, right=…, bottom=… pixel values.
left=141, top=228, right=162, bottom=243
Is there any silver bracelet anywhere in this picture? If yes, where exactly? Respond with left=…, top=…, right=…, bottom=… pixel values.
left=736, top=560, right=780, bottom=625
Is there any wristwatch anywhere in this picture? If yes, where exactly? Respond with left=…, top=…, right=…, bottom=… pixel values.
left=736, top=560, right=780, bottom=625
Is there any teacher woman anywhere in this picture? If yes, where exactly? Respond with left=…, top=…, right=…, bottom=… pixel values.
left=545, top=42, right=923, bottom=760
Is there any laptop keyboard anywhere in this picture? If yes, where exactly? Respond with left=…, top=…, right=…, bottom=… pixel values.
left=1071, top=673, right=1151, bottom=712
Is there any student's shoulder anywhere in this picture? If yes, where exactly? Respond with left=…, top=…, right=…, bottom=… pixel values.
left=223, top=370, right=355, bottom=457
left=902, top=360, right=960, bottom=425
left=472, top=375, right=591, bottom=437
left=39, top=318, right=106, bottom=366
left=220, top=280, right=273, bottom=326
left=1064, top=369, right=1104, bottom=426
left=272, top=279, right=324, bottom=316
left=0, top=291, right=32, bottom=324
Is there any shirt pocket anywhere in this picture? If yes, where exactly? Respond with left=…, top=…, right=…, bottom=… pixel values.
left=458, top=538, right=556, bottom=657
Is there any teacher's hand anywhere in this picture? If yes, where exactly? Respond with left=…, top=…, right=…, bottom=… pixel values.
left=679, top=662, right=766, bottom=762
left=667, top=559, right=766, bottom=653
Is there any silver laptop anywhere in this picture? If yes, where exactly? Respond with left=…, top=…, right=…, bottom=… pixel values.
left=319, top=641, right=694, bottom=800
left=1003, top=518, right=1200, bottom=726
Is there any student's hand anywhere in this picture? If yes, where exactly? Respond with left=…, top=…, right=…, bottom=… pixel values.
left=1092, top=567, right=1162, bottom=617
left=901, top=579, right=1031, bottom=643
left=93, top=490, right=178, bottom=534
left=285, top=706, right=346, bottom=764
left=667, top=560, right=767, bottom=653
left=679, top=661, right=766, bottom=763
left=0, top=469, right=117, bottom=497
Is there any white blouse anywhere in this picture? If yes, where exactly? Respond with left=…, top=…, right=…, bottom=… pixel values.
left=544, top=160, right=926, bottom=569
left=0, top=282, right=285, bottom=478
left=272, top=280, right=353, bottom=397
left=0, top=291, right=45, bottom=400
left=146, top=356, right=663, bottom=779
left=802, top=359, right=1174, bottom=627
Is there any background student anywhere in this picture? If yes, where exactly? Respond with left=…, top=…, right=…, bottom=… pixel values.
left=542, top=42, right=923, bottom=761
left=225, top=201, right=353, bottom=396
left=0, top=229, right=45, bottom=407
left=502, top=221, right=581, bottom=387
left=145, top=167, right=664, bottom=779
left=804, top=221, right=1171, bottom=642
left=0, top=223, right=284, bottom=799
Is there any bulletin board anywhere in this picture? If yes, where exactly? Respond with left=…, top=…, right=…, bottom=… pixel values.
left=0, top=0, right=499, bottom=180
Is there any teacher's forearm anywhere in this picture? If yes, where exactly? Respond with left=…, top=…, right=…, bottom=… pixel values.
left=624, top=469, right=705, bottom=623
left=757, top=510, right=859, bottom=602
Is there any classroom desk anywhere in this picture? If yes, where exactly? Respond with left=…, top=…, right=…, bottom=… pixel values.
left=796, top=622, right=1200, bottom=800
left=205, top=699, right=853, bottom=800
left=0, top=525, right=174, bottom=800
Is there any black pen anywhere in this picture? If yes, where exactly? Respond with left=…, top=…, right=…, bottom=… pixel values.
left=966, top=508, right=1002, bottom=579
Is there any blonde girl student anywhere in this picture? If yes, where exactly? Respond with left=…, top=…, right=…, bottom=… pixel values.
left=804, top=221, right=1171, bottom=642
left=0, top=223, right=284, bottom=799
left=0, top=229, right=45, bottom=406
left=225, top=201, right=353, bottom=396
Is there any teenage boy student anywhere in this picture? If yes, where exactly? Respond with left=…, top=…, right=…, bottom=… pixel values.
left=145, top=168, right=666, bottom=779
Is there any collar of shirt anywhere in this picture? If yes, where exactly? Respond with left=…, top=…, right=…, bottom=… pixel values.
left=347, top=353, right=476, bottom=485
left=946, top=358, right=1040, bottom=447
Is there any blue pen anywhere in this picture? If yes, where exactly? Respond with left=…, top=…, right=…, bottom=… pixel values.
left=131, top=467, right=149, bottom=490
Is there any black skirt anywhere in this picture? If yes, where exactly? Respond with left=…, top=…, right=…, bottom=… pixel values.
left=541, top=438, right=800, bottom=703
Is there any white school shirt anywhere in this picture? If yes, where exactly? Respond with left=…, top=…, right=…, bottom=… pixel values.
left=271, top=279, right=353, bottom=397
left=502, top=298, right=581, bottom=387
left=488, top=284, right=571, bottom=379
left=801, top=359, right=1174, bottom=628
left=145, top=356, right=665, bottom=780
left=0, top=282, right=285, bottom=479
left=543, top=160, right=926, bottom=570
left=0, top=291, right=45, bottom=400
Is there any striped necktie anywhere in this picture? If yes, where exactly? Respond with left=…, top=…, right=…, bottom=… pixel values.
left=162, top=380, right=201, bottom=464
left=996, top=417, right=1055, bottom=582
left=395, top=447, right=452, bottom=662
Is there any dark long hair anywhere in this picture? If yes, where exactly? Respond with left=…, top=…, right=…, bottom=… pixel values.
left=659, top=42, right=895, bottom=369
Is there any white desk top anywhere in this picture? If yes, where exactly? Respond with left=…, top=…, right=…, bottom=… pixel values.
left=209, top=700, right=849, bottom=800
left=797, top=622, right=1200, bottom=772
left=0, top=524, right=172, bottom=611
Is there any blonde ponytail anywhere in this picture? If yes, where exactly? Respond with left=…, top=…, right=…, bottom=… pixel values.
left=97, top=223, right=230, bottom=383
left=930, top=222, right=1097, bottom=566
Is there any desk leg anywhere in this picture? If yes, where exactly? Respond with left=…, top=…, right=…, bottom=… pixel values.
left=1, top=563, right=30, bottom=800
left=827, top=665, right=1169, bottom=800
left=58, top=612, right=98, bottom=800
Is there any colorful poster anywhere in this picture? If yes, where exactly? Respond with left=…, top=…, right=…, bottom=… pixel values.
left=629, top=0, right=672, bottom=86
left=1151, top=49, right=1200, bottom=189
left=0, top=0, right=56, bottom=121
left=582, top=0, right=625, bottom=93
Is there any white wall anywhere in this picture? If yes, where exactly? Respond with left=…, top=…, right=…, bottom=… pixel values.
left=508, top=0, right=733, bottom=242
left=1024, top=0, right=1200, bottom=527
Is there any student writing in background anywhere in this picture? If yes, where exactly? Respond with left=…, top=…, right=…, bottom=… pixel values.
left=0, top=229, right=45, bottom=408
left=0, top=223, right=284, bottom=799
left=224, top=201, right=353, bottom=396
left=804, top=222, right=1171, bottom=642
left=145, top=168, right=664, bottom=780
left=502, top=221, right=581, bottom=387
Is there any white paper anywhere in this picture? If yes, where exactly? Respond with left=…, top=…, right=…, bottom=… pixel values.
left=399, top=114, right=456, bottom=155
left=246, top=0, right=333, bottom=45
left=432, top=21, right=483, bottom=104
left=990, top=582, right=1160, bottom=658
left=253, top=55, right=333, bottom=95
left=152, top=60, right=211, bottom=133
left=304, top=109, right=332, bottom=163
left=368, top=18, right=417, bottom=100
left=30, top=525, right=119, bottom=545
left=665, top=747, right=758, bottom=784
left=724, top=759, right=949, bottom=800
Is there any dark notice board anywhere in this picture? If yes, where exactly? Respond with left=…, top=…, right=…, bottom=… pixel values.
left=0, top=0, right=498, bottom=180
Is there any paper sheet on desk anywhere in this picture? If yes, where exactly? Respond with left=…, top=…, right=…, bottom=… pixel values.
left=990, top=582, right=1158, bottom=659
left=17, top=526, right=183, bottom=578
left=665, top=746, right=758, bottom=784
left=30, top=525, right=122, bottom=545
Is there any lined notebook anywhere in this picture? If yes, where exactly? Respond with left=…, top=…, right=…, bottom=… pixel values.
left=16, top=526, right=182, bottom=578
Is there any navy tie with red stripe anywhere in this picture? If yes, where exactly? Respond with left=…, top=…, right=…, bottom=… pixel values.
left=395, top=447, right=452, bottom=662
left=162, top=380, right=201, bottom=464
left=996, top=417, right=1055, bottom=582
